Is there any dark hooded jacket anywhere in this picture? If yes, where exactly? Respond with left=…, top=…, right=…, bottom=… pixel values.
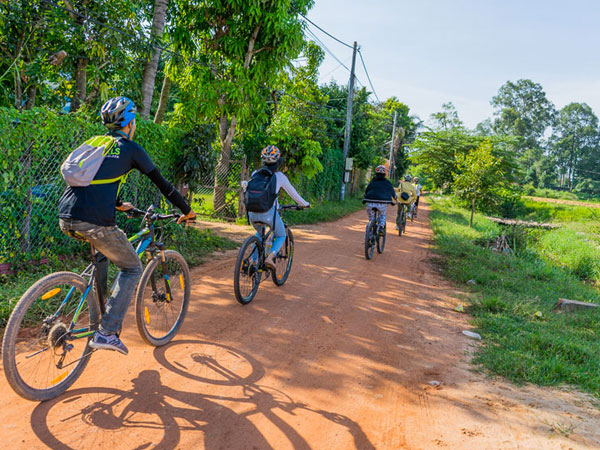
left=363, top=174, right=397, bottom=204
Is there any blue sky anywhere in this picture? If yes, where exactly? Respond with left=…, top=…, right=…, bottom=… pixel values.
left=307, top=0, right=600, bottom=128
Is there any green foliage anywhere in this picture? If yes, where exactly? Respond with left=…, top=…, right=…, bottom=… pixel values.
left=267, top=42, right=327, bottom=179
left=170, top=0, right=313, bottom=131
left=172, top=124, right=218, bottom=191
left=429, top=102, right=463, bottom=130
left=429, top=196, right=600, bottom=397
left=453, top=140, right=521, bottom=219
left=550, top=103, right=600, bottom=190
left=0, top=107, right=187, bottom=264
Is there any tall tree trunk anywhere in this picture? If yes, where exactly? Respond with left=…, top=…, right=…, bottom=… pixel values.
left=153, top=74, right=172, bottom=124
left=71, top=57, right=88, bottom=112
left=213, top=113, right=237, bottom=212
left=212, top=25, right=260, bottom=214
left=14, top=70, right=22, bottom=109
left=140, top=0, right=169, bottom=119
left=24, top=84, right=36, bottom=109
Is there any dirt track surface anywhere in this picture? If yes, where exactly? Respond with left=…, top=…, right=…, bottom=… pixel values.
left=527, top=196, right=600, bottom=208
left=2, top=199, right=600, bottom=449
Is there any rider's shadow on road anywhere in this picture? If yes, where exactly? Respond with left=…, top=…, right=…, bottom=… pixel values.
left=30, top=340, right=374, bottom=450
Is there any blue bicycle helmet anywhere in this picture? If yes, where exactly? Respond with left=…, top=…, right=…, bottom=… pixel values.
left=101, top=96, right=137, bottom=130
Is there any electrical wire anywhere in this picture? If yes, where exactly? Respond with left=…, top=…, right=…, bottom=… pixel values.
left=299, top=14, right=353, bottom=49
left=357, top=49, right=381, bottom=103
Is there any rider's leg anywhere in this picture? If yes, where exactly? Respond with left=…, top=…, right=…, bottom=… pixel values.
left=265, top=212, right=286, bottom=268
left=366, top=204, right=376, bottom=223
left=58, top=220, right=141, bottom=354
left=378, top=204, right=388, bottom=232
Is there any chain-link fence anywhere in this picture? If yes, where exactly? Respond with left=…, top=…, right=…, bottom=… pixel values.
left=0, top=128, right=245, bottom=269
left=190, top=157, right=248, bottom=221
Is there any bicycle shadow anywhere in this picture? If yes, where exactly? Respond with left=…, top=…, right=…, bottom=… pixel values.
left=30, top=341, right=374, bottom=450
left=153, top=340, right=375, bottom=449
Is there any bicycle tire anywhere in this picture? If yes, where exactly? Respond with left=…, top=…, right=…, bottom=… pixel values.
left=364, top=220, right=376, bottom=260
left=272, top=227, right=294, bottom=286
left=2, top=271, right=100, bottom=401
left=377, top=225, right=386, bottom=254
left=234, top=235, right=263, bottom=304
left=397, top=206, right=405, bottom=236
left=135, top=250, right=191, bottom=346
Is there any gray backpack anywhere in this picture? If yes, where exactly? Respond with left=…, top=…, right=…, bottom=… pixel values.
left=60, top=136, right=118, bottom=187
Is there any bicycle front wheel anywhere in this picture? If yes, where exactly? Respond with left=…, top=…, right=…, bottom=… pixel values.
left=2, top=271, right=100, bottom=401
left=135, top=250, right=191, bottom=346
left=234, top=235, right=263, bottom=304
left=272, top=227, right=294, bottom=286
left=364, top=220, right=376, bottom=260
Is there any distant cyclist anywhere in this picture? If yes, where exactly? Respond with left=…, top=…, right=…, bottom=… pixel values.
left=396, top=174, right=417, bottom=225
left=245, top=146, right=310, bottom=270
left=363, top=165, right=397, bottom=234
left=413, top=177, right=422, bottom=217
left=58, top=96, right=196, bottom=355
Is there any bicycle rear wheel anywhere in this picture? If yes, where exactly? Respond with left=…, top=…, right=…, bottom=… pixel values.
left=135, top=250, right=191, bottom=346
left=397, top=206, right=406, bottom=236
left=234, top=235, right=263, bottom=304
left=272, top=227, right=294, bottom=286
left=364, top=220, right=376, bottom=260
left=2, top=271, right=100, bottom=401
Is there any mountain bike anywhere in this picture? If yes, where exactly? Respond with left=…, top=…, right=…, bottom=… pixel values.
left=233, top=205, right=306, bottom=305
left=396, top=203, right=408, bottom=236
left=2, top=205, right=192, bottom=401
left=364, top=205, right=388, bottom=260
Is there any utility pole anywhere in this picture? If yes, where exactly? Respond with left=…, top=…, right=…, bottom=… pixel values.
left=388, top=111, right=398, bottom=181
left=340, top=41, right=358, bottom=201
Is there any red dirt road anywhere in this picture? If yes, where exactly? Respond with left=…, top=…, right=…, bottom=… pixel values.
left=2, top=199, right=599, bottom=449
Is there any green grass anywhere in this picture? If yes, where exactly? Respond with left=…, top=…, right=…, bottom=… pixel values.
left=519, top=198, right=600, bottom=223
left=281, top=195, right=364, bottom=225
left=528, top=187, right=600, bottom=204
left=429, top=196, right=600, bottom=397
left=0, top=227, right=238, bottom=329
left=233, top=195, right=365, bottom=226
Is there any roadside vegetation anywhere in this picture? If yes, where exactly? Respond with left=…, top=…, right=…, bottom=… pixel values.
left=429, top=196, right=600, bottom=397
left=279, top=195, right=364, bottom=226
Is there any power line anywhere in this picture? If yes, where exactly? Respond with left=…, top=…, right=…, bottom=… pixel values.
left=357, top=49, right=381, bottom=103
left=305, top=28, right=350, bottom=73
left=299, top=14, right=353, bottom=49
left=318, top=56, right=352, bottom=83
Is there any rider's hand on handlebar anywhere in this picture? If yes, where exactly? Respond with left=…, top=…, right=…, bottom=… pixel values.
left=177, top=210, right=197, bottom=225
left=116, top=202, right=135, bottom=212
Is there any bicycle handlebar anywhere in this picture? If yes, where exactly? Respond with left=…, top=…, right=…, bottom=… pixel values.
left=123, top=205, right=186, bottom=223
left=279, top=204, right=310, bottom=211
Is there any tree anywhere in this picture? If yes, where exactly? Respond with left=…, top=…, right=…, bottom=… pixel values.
left=550, top=103, right=599, bottom=190
left=492, top=79, right=555, bottom=147
left=411, top=128, right=481, bottom=190
left=140, top=0, right=169, bottom=119
left=430, top=102, right=463, bottom=130
left=267, top=42, right=328, bottom=179
left=491, top=79, right=555, bottom=184
left=170, top=0, right=314, bottom=210
left=454, top=140, right=509, bottom=227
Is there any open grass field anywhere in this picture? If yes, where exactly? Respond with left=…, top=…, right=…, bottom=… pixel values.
left=429, top=196, right=600, bottom=397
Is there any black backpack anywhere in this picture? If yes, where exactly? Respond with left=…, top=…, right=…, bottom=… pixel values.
left=244, top=167, right=277, bottom=213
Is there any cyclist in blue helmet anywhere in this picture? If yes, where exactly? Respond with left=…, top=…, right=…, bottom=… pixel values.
left=58, top=96, right=196, bottom=355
